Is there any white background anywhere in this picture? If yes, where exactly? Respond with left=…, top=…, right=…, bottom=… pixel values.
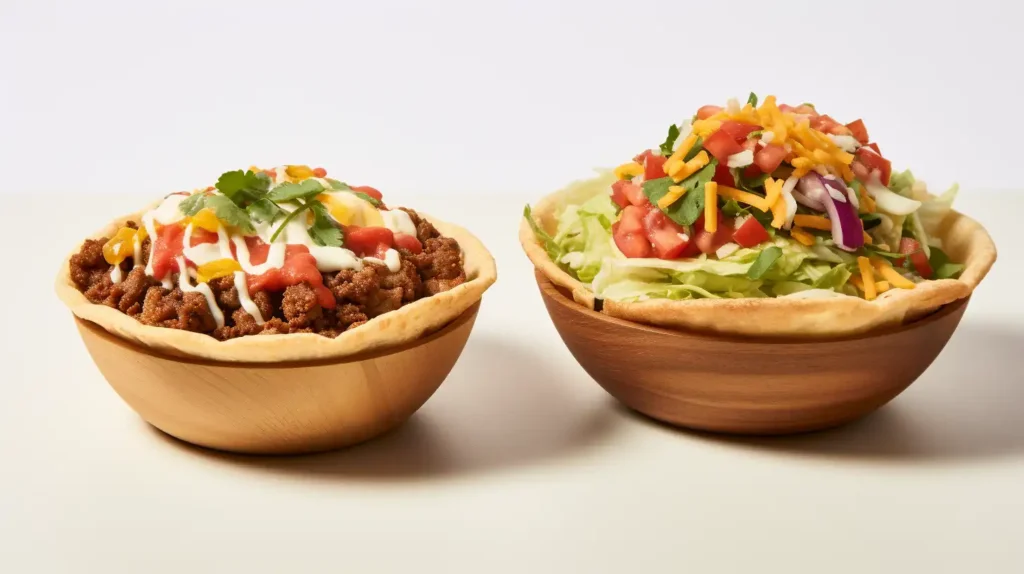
left=2, top=2, right=1024, bottom=573
left=2, top=0, right=1023, bottom=197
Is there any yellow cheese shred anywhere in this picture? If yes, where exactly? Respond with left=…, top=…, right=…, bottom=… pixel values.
left=658, top=185, right=687, bottom=210
left=871, top=258, right=916, bottom=290
left=614, top=162, right=644, bottom=180
left=716, top=185, right=769, bottom=211
left=670, top=150, right=710, bottom=183
left=704, top=182, right=719, bottom=232
left=789, top=227, right=816, bottom=246
left=857, top=256, right=877, bottom=300
left=770, top=196, right=787, bottom=229
left=792, top=214, right=832, bottom=231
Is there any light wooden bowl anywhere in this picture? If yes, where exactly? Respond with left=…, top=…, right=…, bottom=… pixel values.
left=536, top=272, right=969, bottom=435
left=75, top=302, right=480, bottom=455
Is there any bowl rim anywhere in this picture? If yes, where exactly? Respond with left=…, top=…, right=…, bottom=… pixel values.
left=536, top=271, right=968, bottom=345
left=74, top=300, right=481, bottom=368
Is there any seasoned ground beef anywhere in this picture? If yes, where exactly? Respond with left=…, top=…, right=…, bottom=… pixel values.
left=69, top=209, right=468, bottom=340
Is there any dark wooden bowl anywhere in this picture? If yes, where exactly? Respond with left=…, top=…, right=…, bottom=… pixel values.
left=536, top=272, right=970, bottom=435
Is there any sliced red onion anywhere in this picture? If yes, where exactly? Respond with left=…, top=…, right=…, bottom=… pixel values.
left=814, top=173, right=863, bottom=251
left=794, top=174, right=828, bottom=211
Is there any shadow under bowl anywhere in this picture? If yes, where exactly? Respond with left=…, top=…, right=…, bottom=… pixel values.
left=535, top=272, right=969, bottom=435
left=74, top=302, right=481, bottom=455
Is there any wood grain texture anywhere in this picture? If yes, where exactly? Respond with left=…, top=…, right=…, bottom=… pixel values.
left=536, top=272, right=969, bottom=435
left=75, top=302, right=481, bottom=455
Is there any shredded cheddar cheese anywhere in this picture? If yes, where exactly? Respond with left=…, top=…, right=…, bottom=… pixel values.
left=704, top=182, right=718, bottom=231
left=669, top=150, right=710, bottom=183
left=871, top=258, right=916, bottom=290
left=875, top=281, right=891, bottom=293
left=793, top=214, right=832, bottom=231
left=789, top=227, right=816, bottom=246
left=615, top=162, right=644, bottom=180
left=658, top=185, right=687, bottom=210
left=857, top=256, right=877, bottom=300
left=716, top=185, right=769, bottom=211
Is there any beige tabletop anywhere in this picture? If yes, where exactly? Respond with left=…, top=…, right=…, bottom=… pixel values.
left=1, top=191, right=1022, bottom=573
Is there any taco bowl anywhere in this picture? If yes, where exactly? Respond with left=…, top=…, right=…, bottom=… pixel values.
left=57, top=164, right=496, bottom=453
left=521, top=95, right=995, bottom=433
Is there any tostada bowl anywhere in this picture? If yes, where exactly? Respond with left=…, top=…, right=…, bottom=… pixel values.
left=56, top=164, right=496, bottom=454
left=521, top=94, right=996, bottom=434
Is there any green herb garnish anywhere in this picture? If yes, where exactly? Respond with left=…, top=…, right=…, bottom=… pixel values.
left=747, top=246, right=783, bottom=279
left=178, top=193, right=207, bottom=216
left=659, top=124, right=680, bottom=157
left=204, top=194, right=256, bottom=233
left=641, top=159, right=718, bottom=227
left=354, top=192, right=382, bottom=207
left=747, top=92, right=758, bottom=107
left=267, top=179, right=325, bottom=203
left=307, top=201, right=344, bottom=247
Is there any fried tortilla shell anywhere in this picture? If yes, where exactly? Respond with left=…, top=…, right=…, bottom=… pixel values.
left=520, top=171, right=995, bottom=338
left=57, top=205, right=496, bottom=362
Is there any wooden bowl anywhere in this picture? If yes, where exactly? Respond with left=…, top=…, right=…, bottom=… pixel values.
left=74, top=303, right=481, bottom=455
left=536, top=272, right=969, bottom=435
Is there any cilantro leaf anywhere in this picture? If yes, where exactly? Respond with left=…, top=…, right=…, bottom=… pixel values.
left=747, top=246, right=782, bottom=279
left=268, top=202, right=313, bottom=243
left=353, top=192, right=381, bottom=207
left=747, top=92, right=758, bottom=107
left=325, top=178, right=350, bottom=191
left=215, top=169, right=269, bottom=204
left=730, top=167, right=769, bottom=193
left=247, top=198, right=284, bottom=224
left=928, top=246, right=965, bottom=279
left=307, top=201, right=343, bottom=247
left=204, top=194, right=255, bottom=233
left=659, top=124, right=680, bottom=157
left=642, top=160, right=718, bottom=227
left=267, top=179, right=325, bottom=203
left=683, top=137, right=704, bottom=162
left=178, top=193, right=207, bottom=216
left=721, top=199, right=749, bottom=217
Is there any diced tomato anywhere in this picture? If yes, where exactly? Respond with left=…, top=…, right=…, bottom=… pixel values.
left=810, top=114, right=851, bottom=135
left=613, top=180, right=649, bottom=207
left=697, top=105, right=723, bottom=120
left=247, top=244, right=335, bottom=309
left=754, top=144, right=788, bottom=173
left=612, top=207, right=652, bottom=258
left=720, top=120, right=761, bottom=143
left=743, top=164, right=763, bottom=179
left=793, top=104, right=819, bottom=117
left=703, top=130, right=744, bottom=162
left=895, top=237, right=933, bottom=279
left=644, top=154, right=667, bottom=180
left=845, top=119, right=869, bottom=144
left=693, top=213, right=734, bottom=255
left=394, top=232, right=423, bottom=254
left=265, top=168, right=277, bottom=180
left=312, top=167, right=327, bottom=178
left=732, top=217, right=771, bottom=248
left=610, top=180, right=630, bottom=209
left=713, top=163, right=736, bottom=186
left=344, top=226, right=395, bottom=257
left=351, top=185, right=383, bottom=201
left=642, top=208, right=690, bottom=260
left=866, top=142, right=881, bottom=155
left=150, top=224, right=185, bottom=280
left=633, top=149, right=656, bottom=164
left=190, top=228, right=219, bottom=246
left=854, top=147, right=892, bottom=186
left=618, top=206, right=646, bottom=234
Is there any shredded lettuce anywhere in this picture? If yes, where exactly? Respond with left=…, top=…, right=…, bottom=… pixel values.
left=547, top=193, right=618, bottom=282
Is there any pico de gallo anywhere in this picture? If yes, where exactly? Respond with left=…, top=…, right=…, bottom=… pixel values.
left=526, top=94, right=964, bottom=302
left=69, top=165, right=467, bottom=339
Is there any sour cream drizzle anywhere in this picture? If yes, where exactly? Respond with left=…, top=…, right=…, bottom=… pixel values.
left=136, top=173, right=412, bottom=321
left=233, top=271, right=264, bottom=324
left=174, top=256, right=225, bottom=329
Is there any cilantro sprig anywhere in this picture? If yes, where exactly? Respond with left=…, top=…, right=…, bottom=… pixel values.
left=178, top=169, right=355, bottom=248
